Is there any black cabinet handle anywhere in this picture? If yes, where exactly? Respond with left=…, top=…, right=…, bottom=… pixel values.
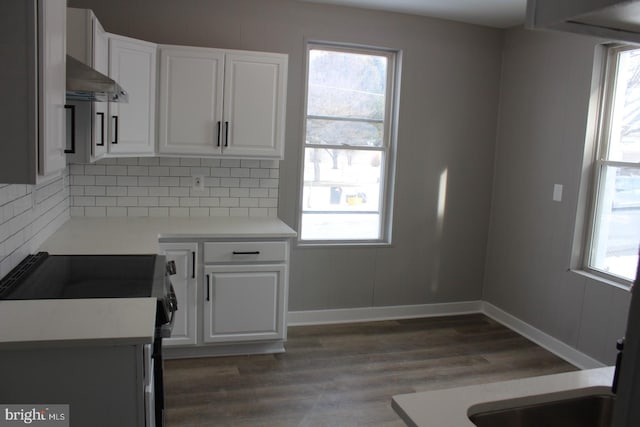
left=224, top=121, right=229, bottom=147
left=191, top=251, right=196, bottom=279
left=217, top=121, right=221, bottom=147
left=112, top=115, right=118, bottom=144
left=64, top=105, right=76, bottom=154
left=96, top=112, right=105, bottom=146
left=232, top=251, right=260, bottom=255
left=206, top=274, right=210, bottom=301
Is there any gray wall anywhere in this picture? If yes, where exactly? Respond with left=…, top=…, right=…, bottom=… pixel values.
left=484, top=27, right=631, bottom=364
left=69, top=0, right=504, bottom=311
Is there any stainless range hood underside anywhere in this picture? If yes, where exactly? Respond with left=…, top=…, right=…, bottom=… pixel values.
left=66, top=55, right=128, bottom=102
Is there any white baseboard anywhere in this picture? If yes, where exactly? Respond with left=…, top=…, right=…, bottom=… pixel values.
left=287, top=300, right=604, bottom=370
left=481, top=302, right=604, bottom=370
left=287, top=301, right=483, bottom=326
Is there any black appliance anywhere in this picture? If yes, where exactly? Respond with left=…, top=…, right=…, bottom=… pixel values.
left=0, top=252, right=177, bottom=427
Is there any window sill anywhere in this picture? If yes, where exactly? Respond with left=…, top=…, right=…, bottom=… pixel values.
left=296, top=240, right=393, bottom=249
left=569, top=269, right=632, bottom=291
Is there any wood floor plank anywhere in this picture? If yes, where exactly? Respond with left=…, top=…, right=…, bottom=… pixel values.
left=164, top=314, right=577, bottom=426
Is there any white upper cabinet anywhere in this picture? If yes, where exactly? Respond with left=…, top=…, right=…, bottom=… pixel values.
left=158, top=45, right=288, bottom=159
left=0, top=0, right=66, bottom=184
left=67, top=8, right=108, bottom=161
left=107, top=34, right=157, bottom=156
left=38, top=0, right=67, bottom=180
left=67, top=10, right=157, bottom=160
left=158, top=46, right=225, bottom=156
left=222, top=52, right=287, bottom=158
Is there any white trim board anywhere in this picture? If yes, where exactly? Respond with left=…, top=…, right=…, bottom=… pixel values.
left=287, top=301, right=605, bottom=370
left=287, top=301, right=482, bottom=326
left=481, top=302, right=604, bottom=370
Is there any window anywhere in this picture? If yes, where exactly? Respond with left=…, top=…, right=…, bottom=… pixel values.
left=299, top=43, right=399, bottom=244
left=587, top=45, right=640, bottom=284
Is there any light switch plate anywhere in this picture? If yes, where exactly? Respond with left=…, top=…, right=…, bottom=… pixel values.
left=553, top=184, right=563, bottom=202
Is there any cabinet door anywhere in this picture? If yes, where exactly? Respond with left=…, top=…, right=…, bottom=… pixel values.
left=222, top=52, right=287, bottom=159
left=158, top=46, right=224, bottom=156
left=108, top=34, right=157, bottom=155
left=160, top=243, right=198, bottom=346
left=91, top=17, right=108, bottom=159
left=203, top=265, right=286, bottom=343
left=37, top=0, right=66, bottom=181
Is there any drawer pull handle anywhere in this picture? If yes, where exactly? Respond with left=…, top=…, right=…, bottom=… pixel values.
left=232, top=251, right=260, bottom=255
left=192, top=251, right=196, bottom=279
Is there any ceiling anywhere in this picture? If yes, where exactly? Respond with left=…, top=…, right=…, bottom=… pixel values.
left=296, top=0, right=528, bottom=29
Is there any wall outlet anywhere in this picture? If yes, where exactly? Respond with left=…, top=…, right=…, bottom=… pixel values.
left=193, top=175, right=205, bottom=191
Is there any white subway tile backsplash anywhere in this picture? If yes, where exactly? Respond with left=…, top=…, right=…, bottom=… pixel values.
left=106, top=165, right=127, bottom=176
left=128, top=187, right=149, bottom=197
left=0, top=175, right=69, bottom=276
left=211, top=208, right=230, bottom=216
left=169, top=207, right=189, bottom=217
left=117, top=196, right=138, bottom=207
left=189, top=207, right=209, bottom=217
left=107, top=186, right=127, bottom=197
left=169, top=187, right=190, bottom=197
left=128, top=207, right=149, bottom=217
left=128, top=166, right=149, bottom=176
left=230, top=188, right=250, bottom=198
left=116, top=176, right=138, bottom=187
left=241, top=159, right=261, bottom=168
left=169, top=167, right=191, bottom=176
left=149, top=187, right=169, bottom=197
left=96, top=176, right=117, bottom=186
left=180, top=158, right=201, bottom=167
left=231, top=168, right=250, bottom=178
left=149, top=207, right=169, bottom=217
left=106, top=207, right=127, bottom=217
left=221, top=159, right=241, bottom=168
left=159, top=197, right=179, bottom=207
left=159, top=176, right=180, bottom=187
left=96, top=197, right=116, bottom=206
left=69, top=157, right=279, bottom=218
left=159, top=158, right=180, bottom=166
left=85, top=207, right=106, bottom=217
left=150, top=166, right=170, bottom=177
left=139, top=157, right=160, bottom=166
left=84, top=165, right=106, bottom=175
left=117, top=158, right=139, bottom=166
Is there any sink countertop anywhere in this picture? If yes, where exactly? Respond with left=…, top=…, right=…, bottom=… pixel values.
left=0, top=298, right=156, bottom=349
left=39, top=217, right=297, bottom=254
left=392, top=366, right=615, bottom=427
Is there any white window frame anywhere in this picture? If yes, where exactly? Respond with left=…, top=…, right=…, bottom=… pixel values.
left=584, top=44, right=640, bottom=287
left=297, top=42, right=400, bottom=246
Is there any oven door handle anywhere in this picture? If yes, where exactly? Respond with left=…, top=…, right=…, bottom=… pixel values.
left=158, top=311, right=176, bottom=339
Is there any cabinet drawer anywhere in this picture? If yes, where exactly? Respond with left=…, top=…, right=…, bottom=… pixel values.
left=204, top=241, right=287, bottom=263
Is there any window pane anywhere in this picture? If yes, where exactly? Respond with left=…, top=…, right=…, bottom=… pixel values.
left=608, top=49, right=640, bottom=162
left=307, top=49, right=387, bottom=120
left=301, top=213, right=380, bottom=240
left=590, top=165, right=640, bottom=281
left=306, top=118, right=383, bottom=147
left=301, top=148, right=383, bottom=240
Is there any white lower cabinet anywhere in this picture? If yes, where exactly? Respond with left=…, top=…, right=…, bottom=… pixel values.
left=203, top=264, right=286, bottom=343
left=162, top=239, right=290, bottom=357
left=160, top=242, right=198, bottom=347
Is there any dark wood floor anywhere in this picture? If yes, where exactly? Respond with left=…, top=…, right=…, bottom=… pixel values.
left=164, top=314, right=577, bottom=426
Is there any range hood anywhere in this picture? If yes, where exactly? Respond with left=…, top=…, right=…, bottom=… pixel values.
left=527, top=0, right=640, bottom=44
left=66, top=55, right=128, bottom=102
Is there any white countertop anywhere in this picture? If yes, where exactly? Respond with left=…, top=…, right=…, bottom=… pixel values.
left=39, top=217, right=297, bottom=254
left=0, top=298, right=156, bottom=349
left=392, top=366, right=615, bottom=427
